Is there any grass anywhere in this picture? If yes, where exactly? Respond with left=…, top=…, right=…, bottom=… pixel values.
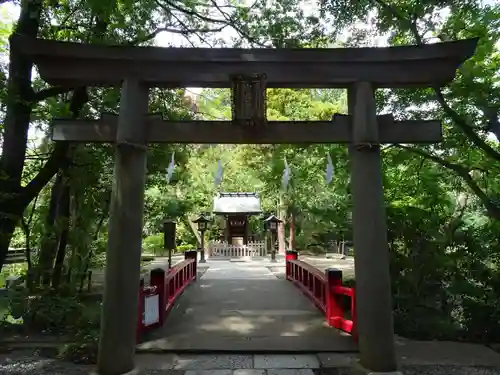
left=0, top=293, right=24, bottom=326
left=0, top=296, right=8, bottom=319
left=1, top=265, right=22, bottom=320
left=0, top=263, right=28, bottom=286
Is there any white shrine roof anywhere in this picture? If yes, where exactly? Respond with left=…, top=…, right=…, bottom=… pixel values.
left=213, top=192, right=262, bottom=215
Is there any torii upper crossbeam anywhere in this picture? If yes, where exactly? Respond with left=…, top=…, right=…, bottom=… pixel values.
left=12, top=35, right=476, bottom=88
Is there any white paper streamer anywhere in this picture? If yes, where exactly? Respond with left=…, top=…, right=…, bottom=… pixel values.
left=166, top=151, right=175, bottom=183
left=214, top=159, right=223, bottom=186
left=325, top=152, right=334, bottom=184
left=282, top=157, right=291, bottom=190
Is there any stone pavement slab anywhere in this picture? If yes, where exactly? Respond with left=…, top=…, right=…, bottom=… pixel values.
left=254, top=355, right=319, bottom=369
left=137, top=262, right=356, bottom=352
left=184, top=371, right=234, bottom=375
left=267, top=370, right=314, bottom=375
left=234, top=370, right=267, bottom=375
left=316, top=353, right=359, bottom=368
left=134, top=354, right=253, bottom=370
left=175, top=355, right=253, bottom=370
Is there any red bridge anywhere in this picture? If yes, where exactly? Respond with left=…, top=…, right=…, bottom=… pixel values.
left=135, top=251, right=357, bottom=353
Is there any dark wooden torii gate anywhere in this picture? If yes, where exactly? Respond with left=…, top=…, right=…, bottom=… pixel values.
left=12, top=35, right=477, bottom=375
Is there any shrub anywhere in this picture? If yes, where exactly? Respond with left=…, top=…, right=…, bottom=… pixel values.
left=5, top=289, right=101, bottom=334
left=142, top=234, right=164, bottom=253
left=177, top=243, right=195, bottom=253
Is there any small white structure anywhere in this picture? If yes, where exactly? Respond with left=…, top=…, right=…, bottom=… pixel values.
left=209, top=240, right=267, bottom=259
left=209, top=192, right=267, bottom=259
left=212, top=192, right=262, bottom=244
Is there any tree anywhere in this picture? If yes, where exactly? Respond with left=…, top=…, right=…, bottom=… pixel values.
left=321, top=0, right=500, bottom=221
left=0, top=0, right=281, bottom=271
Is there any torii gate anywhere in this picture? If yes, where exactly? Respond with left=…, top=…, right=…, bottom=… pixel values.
left=13, top=35, right=477, bottom=375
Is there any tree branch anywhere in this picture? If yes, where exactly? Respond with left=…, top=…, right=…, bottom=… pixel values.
left=433, top=88, right=500, bottom=162
left=397, top=145, right=500, bottom=220
left=208, top=0, right=266, bottom=47
left=31, top=86, right=74, bottom=102
left=22, top=142, right=71, bottom=206
left=371, top=0, right=500, bottom=163
left=155, top=0, right=228, bottom=25
left=127, top=25, right=226, bottom=45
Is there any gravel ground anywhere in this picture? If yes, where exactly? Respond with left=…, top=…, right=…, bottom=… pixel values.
left=0, top=351, right=90, bottom=375
left=3, top=351, right=500, bottom=375
left=317, top=366, right=500, bottom=375
left=0, top=350, right=184, bottom=375
left=401, top=366, right=500, bottom=375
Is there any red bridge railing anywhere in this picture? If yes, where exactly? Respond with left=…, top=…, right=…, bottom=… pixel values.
left=136, top=250, right=197, bottom=340
left=285, top=250, right=357, bottom=340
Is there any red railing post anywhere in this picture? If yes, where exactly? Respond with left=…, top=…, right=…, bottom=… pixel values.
left=285, top=250, right=298, bottom=261
left=136, top=278, right=145, bottom=341
left=285, top=250, right=298, bottom=278
left=150, top=268, right=166, bottom=326
left=184, top=250, right=198, bottom=279
left=351, top=289, right=358, bottom=342
left=325, top=268, right=343, bottom=327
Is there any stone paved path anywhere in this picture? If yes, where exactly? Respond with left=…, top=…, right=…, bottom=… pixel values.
left=137, top=261, right=356, bottom=352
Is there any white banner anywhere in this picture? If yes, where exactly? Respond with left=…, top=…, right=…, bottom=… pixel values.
left=143, top=294, right=160, bottom=326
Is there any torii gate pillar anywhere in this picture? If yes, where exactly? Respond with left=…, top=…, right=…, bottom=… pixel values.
left=97, top=79, right=149, bottom=375
left=348, top=83, right=397, bottom=373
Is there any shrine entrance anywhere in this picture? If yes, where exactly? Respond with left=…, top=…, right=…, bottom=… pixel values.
left=13, top=35, right=477, bottom=375
left=209, top=192, right=268, bottom=259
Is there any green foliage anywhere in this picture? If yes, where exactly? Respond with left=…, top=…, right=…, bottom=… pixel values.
left=142, top=236, right=195, bottom=255
left=1, top=289, right=101, bottom=364
left=4, top=289, right=101, bottom=334
left=57, top=337, right=99, bottom=365
left=0, top=264, right=27, bottom=287
left=177, top=244, right=196, bottom=252
left=142, top=234, right=164, bottom=253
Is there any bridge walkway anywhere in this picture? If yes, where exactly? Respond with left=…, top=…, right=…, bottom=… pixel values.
left=137, top=261, right=357, bottom=352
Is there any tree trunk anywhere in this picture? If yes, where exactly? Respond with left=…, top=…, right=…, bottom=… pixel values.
left=278, top=194, right=286, bottom=253
left=37, top=172, right=64, bottom=285
left=79, top=206, right=108, bottom=292
left=51, top=184, right=71, bottom=289
left=0, top=0, right=43, bottom=271
left=288, top=211, right=296, bottom=250
left=20, top=194, right=38, bottom=290
left=185, top=215, right=202, bottom=245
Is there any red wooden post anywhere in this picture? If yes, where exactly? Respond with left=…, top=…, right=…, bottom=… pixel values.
left=325, top=268, right=343, bottom=327
left=184, top=250, right=197, bottom=260
left=150, top=268, right=166, bottom=326
left=285, top=249, right=298, bottom=261
left=184, top=250, right=198, bottom=279
left=351, top=288, right=358, bottom=342
left=136, top=278, right=145, bottom=342
left=285, top=250, right=298, bottom=278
